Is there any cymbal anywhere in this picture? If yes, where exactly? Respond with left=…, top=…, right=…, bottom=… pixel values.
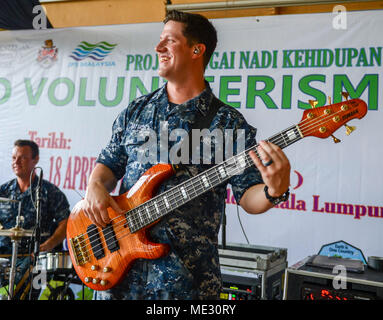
left=0, top=257, right=9, bottom=267
left=0, top=197, right=19, bottom=203
left=0, top=227, right=49, bottom=239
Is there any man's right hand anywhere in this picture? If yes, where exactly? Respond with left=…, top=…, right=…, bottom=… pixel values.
left=82, top=164, right=124, bottom=228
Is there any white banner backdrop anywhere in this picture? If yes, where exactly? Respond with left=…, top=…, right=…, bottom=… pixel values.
left=0, top=9, right=381, bottom=266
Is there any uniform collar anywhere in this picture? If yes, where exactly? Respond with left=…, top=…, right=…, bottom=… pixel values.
left=10, top=175, right=39, bottom=196
left=159, top=81, right=214, bottom=117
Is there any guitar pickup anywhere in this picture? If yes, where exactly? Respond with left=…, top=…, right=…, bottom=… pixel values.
left=87, top=224, right=105, bottom=260
left=102, top=224, right=119, bottom=253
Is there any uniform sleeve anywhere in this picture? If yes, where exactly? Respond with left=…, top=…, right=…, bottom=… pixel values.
left=50, top=185, right=70, bottom=223
left=0, top=184, right=6, bottom=197
left=227, top=111, right=264, bottom=204
left=96, top=109, right=129, bottom=181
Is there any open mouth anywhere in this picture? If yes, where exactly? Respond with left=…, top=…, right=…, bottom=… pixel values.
left=160, top=56, right=171, bottom=62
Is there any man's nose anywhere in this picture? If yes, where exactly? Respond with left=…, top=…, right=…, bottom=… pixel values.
left=155, top=40, right=166, bottom=53
left=13, top=157, right=21, bottom=164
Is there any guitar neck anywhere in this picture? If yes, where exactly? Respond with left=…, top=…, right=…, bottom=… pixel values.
left=126, top=123, right=303, bottom=233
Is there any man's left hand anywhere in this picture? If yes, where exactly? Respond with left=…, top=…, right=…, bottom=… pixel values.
left=249, top=140, right=291, bottom=197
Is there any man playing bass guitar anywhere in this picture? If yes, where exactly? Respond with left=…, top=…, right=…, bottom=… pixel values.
left=81, top=10, right=291, bottom=300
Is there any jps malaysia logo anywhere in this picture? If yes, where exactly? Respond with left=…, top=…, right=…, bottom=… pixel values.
left=69, top=41, right=117, bottom=61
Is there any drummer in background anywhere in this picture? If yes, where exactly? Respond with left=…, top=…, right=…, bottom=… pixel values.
left=0, top=139, right=70, bottom=298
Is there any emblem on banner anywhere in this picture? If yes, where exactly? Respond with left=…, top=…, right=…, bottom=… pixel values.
left=37, top=39, right=58, bottom=68
left=69, top=41, right=117, bottom=61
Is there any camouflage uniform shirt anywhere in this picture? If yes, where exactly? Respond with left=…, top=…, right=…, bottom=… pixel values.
left=96, top=82, right=263, bottom=300
left=0, top=176, right=70, bottom=255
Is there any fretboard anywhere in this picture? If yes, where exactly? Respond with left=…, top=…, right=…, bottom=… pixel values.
left=126, top=124, right=303, bottom=233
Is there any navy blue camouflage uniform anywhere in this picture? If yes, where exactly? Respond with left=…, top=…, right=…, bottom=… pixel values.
left=96, top=82, right=263, bottom=300
left=0, top=176, right=70, bottom=294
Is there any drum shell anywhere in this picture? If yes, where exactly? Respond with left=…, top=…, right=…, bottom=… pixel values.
left=36, top=251, right=73, bottom=274
left=47, top=253, right=55, bottom=272
left=56, top=252, right=72, bottom=272
left=36, top=253, right=48, bottom=271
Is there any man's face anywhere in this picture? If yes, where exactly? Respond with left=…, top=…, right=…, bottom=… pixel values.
left=155, top=20, right=194, bottom=81
left=12, top=146, right=38, bottom=180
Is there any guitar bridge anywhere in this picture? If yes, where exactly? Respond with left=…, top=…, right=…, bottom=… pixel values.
left=69, top=235, right=89, bottom=266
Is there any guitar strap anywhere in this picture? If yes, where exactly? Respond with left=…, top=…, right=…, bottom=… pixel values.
left=177, top=96, right=222, bottom=172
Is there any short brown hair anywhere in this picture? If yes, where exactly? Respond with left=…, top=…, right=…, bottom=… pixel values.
left=14, top=140, right=39, bottom=159
left=164, top=10, right=217, bottom=69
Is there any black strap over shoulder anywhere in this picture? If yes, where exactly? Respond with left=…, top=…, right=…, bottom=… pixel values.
left=177, top=96, right=222, bottom=164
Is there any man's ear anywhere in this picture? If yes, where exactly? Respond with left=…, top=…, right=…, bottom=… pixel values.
left=33, top=155, right=40, bottom=166
left=192, top=43, right=206, bottom=57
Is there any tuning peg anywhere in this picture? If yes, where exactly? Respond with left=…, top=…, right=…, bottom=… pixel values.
left=331, top=135, right=341, bottom=143
left=309, top=100, right=318, bottom=108
left=341, top=92, right=349, bottom=101
left=345, top=124, right=356, bottom=135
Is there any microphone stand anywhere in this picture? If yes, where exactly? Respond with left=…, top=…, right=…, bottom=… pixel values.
left=8, top=201, right=22, bottom=300
left=220, top=209, right=227, bottom=250
left=29, top=168, right=43, bottom=300
left=222, top=211, right=227, bottom=248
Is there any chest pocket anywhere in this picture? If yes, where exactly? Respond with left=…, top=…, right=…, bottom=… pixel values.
left=122, top=127, right=158, bottom=166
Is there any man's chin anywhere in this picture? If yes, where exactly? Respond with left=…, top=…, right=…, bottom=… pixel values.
left=14, top=171, right=26, bottom=179
left=158, top=64, right=174, bottom=78
left=157, top=68, right=167, bottom=78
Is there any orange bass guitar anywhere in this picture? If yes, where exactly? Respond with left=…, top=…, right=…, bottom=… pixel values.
left=66, top=95, right=367, bottom=291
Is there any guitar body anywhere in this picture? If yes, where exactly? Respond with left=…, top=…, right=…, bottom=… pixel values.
left=66, top=163, right=174, bottom=291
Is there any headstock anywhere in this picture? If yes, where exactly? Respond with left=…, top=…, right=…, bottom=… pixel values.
left=299, top=92, right=368, bottom=141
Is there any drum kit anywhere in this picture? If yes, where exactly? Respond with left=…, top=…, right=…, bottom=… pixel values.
left=0, top=197, right=80, bottom=300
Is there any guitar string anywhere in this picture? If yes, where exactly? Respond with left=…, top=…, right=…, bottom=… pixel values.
left=116, top=107, right=347, bottom=233
left=71, top=106, right=351, bottom=259
left=99, top=108, right=329, bottom=234
left=72, top=106, right=350, bottom=261
left=75, top=130, right=338, bottom=262
left=84, top=104, right=341, bottom=236
left=80, top=128, right=307, bottom=261
left=111, top=106, right=350, bottom=233
left=72, top=106, right=353, bottom=258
